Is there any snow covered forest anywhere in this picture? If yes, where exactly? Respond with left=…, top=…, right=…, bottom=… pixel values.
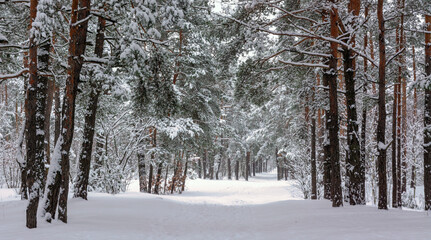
left=1, top=0, right=431, bottom=238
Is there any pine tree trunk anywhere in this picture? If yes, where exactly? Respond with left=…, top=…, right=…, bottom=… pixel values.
left=424, top=14, right=431, bottom=211
left=149, top=128, right=157, bottom=193
left=26, top=0, right=47, bottom=228
left=235, top=160, right=239, bottom=180
left=138, top=151, right=147, bottom=192
left=322, top=72, right=332, bottom=200
left=209, top=154, right=214, bottom=180
left=74, top=15, right=105, bottom=200
left=411, top=45, right=418, bottom=191
left=245, top=151, right=250, bottom=181
left=392, top=67, right=398, bottom=208
left=148, top=164, right=153, bottom=193
left=343, top=0, right=364, bottom=205
left=328, top=1, right=342, bottom=207
left=42, top=0, right=92, bottom=223
left=311, top=114, right=317, bottom=200
left=203, top=149, right=207, bottom=179
left=198, top=159, right=202, bottom=178
left=227, top=158, right=232, bottom=180
left=154, top=162, right=163, bottom=194
left=377, top=0, right=388, bottom=210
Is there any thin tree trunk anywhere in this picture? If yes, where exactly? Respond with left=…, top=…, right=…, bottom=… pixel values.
left=411, top=45, right=417, bottom=191
left=377, top=0, right=388, bottom=210
left=399, top=0, right=407, bottom=198
left=198, top=159, right=202, bottom=179
left=245, top=151, right=250, bottom=181
left=148, top=164, right=153, bottom=193
left=203, top=149, right=207, bottom=179
left=163, top=165, right=169, bottom=194
left=154, top=162, right=163, bottom=194
left=209, top=153, right=214, bottom=180
left=149, top=128, right=157, bottom=193
left=228, top=158, right=232, bottom=180
left=138, top=152, right=147, bottom=192
left=323, top=71, right=332, bottom=200
left=235, top=160, right=239, bottom=180
left=311, top=113, right=317, bottom=200
left=424, top=14, right=431, bottom=211
left=392, top=56, right=398, bottom=208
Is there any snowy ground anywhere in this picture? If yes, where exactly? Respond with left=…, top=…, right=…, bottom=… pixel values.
left=1, top=173, right=431, bottom=240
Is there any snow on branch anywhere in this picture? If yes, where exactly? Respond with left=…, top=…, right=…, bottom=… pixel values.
left=386, top=47, right=405, bottom=66
left=0, top=44, right=28, bottom=49
left=221, top=14, right=378, bottom=68
left=71, top=15, right=92, bottom=27
left=83, top=56, right=109, bottom=64
left=279, top=60, right=328, bottom=68
left=0, top=68, right=29, bottom=84
left=156, top=118, right=203, bottom=140
left=267, top=3, right=318, bottom=25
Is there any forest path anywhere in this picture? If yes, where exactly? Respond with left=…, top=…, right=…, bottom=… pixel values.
left=1, top=173, right=431, bottom=239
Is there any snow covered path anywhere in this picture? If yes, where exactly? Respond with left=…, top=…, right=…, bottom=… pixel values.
left=1, top=173, right=431, bottom=240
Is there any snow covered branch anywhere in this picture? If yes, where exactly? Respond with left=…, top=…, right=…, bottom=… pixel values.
left=278, top=60, right=329, bottom=69
left=0, top=68, right=29, bottom=83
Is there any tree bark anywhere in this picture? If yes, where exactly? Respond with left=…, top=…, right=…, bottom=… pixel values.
left=424, top=14, right=431, bottom=211
left=138, top=151, right=147, bottom=192
left=26, top=0, right=48, bottom=228
left=154, top=162, right=163, bottom=194
left=323, top=71, right=332, bottom=200
left=399, top=0, right=407, bottom=200
left=198, top=159, right=202, bottom=178
left=228, top=158, right=232, bottom=180
left=245, top=151, right=250, bottom=181
left=43, top=0, right=92, bottom=223
left=411, top=45, right=417, bottom=191
left=74, top=15, right=105, bottom=200
left=343, top=0, right=364, bottom=206
left=235, top=160, right=239, bottom=180
left=328, top=0, right=342, bottom=207
left=311, top=113, right=317, bottom=200
left=377, top=0, right=388, bottom=210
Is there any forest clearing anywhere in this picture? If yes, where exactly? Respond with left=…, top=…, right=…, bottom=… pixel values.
left=1, top=172, right=430, bottom=240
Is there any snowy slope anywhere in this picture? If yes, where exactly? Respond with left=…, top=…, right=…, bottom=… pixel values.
left=1, top=173, right=431, bottom=240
